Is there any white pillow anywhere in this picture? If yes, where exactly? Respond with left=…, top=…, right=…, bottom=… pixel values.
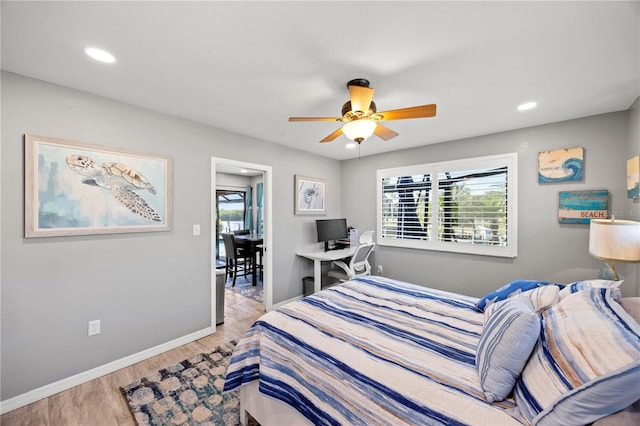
left=484, top=285, right=559, bottom=317
left=516, top=285, right=559, bottom=313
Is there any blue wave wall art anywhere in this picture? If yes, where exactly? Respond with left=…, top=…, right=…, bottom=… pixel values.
left=538, top=157, right=584, bottom=183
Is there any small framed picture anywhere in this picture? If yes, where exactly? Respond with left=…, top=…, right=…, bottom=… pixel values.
left=558, top=189, right=609, bottom=224
left=294, top=175, right=325, bottom=215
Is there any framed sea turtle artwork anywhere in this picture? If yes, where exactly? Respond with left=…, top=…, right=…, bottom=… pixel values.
left=25, top=134, right=173, bottom=238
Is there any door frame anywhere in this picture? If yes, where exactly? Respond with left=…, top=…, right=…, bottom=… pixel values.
left=211, top=157, right=273, bottom=326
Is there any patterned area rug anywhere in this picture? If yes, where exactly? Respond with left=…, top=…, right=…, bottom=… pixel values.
left=121, top=341, right=241, bottom=425
left=223, top=271, right=264, bottom=303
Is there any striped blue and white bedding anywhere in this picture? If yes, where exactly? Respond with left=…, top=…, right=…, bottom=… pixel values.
left=224, top=276, right=524, bottom=425
left=513, top=287, right=640, bottom=425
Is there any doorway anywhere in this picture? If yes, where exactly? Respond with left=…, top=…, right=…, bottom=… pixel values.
left=211, top=157, right=272, bottom=328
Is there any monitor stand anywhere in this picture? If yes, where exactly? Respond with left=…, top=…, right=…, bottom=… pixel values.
left=324, top=241, right=340, bottom=252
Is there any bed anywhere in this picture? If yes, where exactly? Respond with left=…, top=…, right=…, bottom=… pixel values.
left=223, top=276, right=640, bottom=426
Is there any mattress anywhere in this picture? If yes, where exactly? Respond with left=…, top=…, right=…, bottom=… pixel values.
left=224, top=276, right=524, bottom=425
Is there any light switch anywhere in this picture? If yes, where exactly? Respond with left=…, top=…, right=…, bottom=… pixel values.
left=193, top=224, right=201, bottom=236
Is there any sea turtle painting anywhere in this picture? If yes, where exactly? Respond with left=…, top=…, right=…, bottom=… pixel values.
left=66, top=154, right=162, bottom=222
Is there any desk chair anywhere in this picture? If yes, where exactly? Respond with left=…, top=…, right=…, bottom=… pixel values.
left=221, top=233, right=251, bottom=286
left=327, top=241, right=375, bottom=282
left=358, top=230, right=375, bottom=244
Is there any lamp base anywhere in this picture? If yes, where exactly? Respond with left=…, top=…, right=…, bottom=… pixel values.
left=597, top=263, right=619, bottom=281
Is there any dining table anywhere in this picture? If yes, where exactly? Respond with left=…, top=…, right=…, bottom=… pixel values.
left=234, top=233, right=263, bottom=286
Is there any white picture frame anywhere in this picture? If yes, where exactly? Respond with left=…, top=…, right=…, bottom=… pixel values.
left=25, top=134, right=173, bottom=238
left=294, top=175, right=326, bottom=215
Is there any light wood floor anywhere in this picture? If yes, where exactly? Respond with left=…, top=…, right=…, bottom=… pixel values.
left=1, top=289, right=265, bottom=426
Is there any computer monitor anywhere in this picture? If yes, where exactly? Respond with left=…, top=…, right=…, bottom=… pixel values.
left=316, top=218, right=348, bottom=251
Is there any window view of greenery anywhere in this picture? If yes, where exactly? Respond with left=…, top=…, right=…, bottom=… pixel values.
left=217, top=192, right=245, bottom=233
left=381, top=167, right=508, bottom=246
left=437, top=167, right=507, bottom=245
left=219, top=209, right=244, bottom=223
left=216, top=191, right=245, bottom=259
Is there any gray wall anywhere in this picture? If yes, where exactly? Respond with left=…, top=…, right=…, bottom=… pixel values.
left=2, top=71, right=637, bottom=403
left=625, top=98, right=640, bottom=291
left=0, top=72, right=341, bottom=400
left=341, top=110, right=637, bottom=298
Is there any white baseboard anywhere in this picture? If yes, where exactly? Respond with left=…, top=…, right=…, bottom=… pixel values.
left=271, top=294, right=303, bottom=310
left=0, top=326, right=215, bottom=415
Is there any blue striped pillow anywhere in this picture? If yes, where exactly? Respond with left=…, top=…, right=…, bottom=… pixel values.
left=558, top=279, right=622, bottom=301
left=476, top=297, right=540, bottom=402
left=514, top=287, right=640, bottom=425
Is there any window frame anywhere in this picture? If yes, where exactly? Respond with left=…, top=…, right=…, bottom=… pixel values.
left=376, top=152, right=518, bottom=258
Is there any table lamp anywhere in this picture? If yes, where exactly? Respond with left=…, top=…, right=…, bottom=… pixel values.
left=588, top=218, right=640, bottom=280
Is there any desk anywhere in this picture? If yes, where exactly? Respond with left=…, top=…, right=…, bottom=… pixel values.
left=235, top=234, right=263, bottom=286
left=296, top=247, right=356, bottom=294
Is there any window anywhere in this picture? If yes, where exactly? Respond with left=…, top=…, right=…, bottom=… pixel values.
left=215, top=190, right=246, bottom=260
left=377, top=153, right=517, bottom=258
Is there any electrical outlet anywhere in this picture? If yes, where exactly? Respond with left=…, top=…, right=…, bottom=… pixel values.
left=88, top=319, right=101, bottom=336
left=193, top=224, right=201, bottom=236
left=377, top=265, right=383, bottom=275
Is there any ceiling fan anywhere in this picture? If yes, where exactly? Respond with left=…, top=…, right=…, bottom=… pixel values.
left=288, top=78, right=437, bottom=144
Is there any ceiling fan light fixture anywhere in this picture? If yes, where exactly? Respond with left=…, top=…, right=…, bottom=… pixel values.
left=342, top=119, right=377, bottom=143
left=288, top=78, right=436, bottom=144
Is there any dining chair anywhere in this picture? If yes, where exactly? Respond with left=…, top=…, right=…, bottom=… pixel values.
left=221, top=233, right=252, bottom=286
left=233, top=229, right=250, bottom=235
left=256, top=243, right=264, bottom=281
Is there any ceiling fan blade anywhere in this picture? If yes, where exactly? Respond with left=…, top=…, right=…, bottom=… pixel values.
left=374, top=123, right=399, bottom=141
left=289, top=116, right=341, bottom=122
left=377, top=104, right=437, bottom=121
left=349, top=85, right=375, bottom=113
left=320, top=127, right=344, bottom=143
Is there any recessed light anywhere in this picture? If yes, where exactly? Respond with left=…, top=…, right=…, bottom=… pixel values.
left=517, top=102, right=537, bottom=111
left=83, top=47, right=116, bottom=64
left=345, top=143, right=357, bottom=149
left=240, top=169, right=249, bottom=174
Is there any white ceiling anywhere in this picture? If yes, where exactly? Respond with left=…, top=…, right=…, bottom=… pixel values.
left=2, top=1, right=638, bottom=161
left=216, top=163, right=262, bottom=177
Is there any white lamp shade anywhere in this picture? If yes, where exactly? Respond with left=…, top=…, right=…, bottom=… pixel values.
left=589, top=219, right=640, bottom=262
left=342, top=119, right=376, bottom=141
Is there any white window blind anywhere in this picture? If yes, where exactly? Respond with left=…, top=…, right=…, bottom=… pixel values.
left=376, top=153, right=518, bottom=258
left=381, top=174, right=433, bottom=241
